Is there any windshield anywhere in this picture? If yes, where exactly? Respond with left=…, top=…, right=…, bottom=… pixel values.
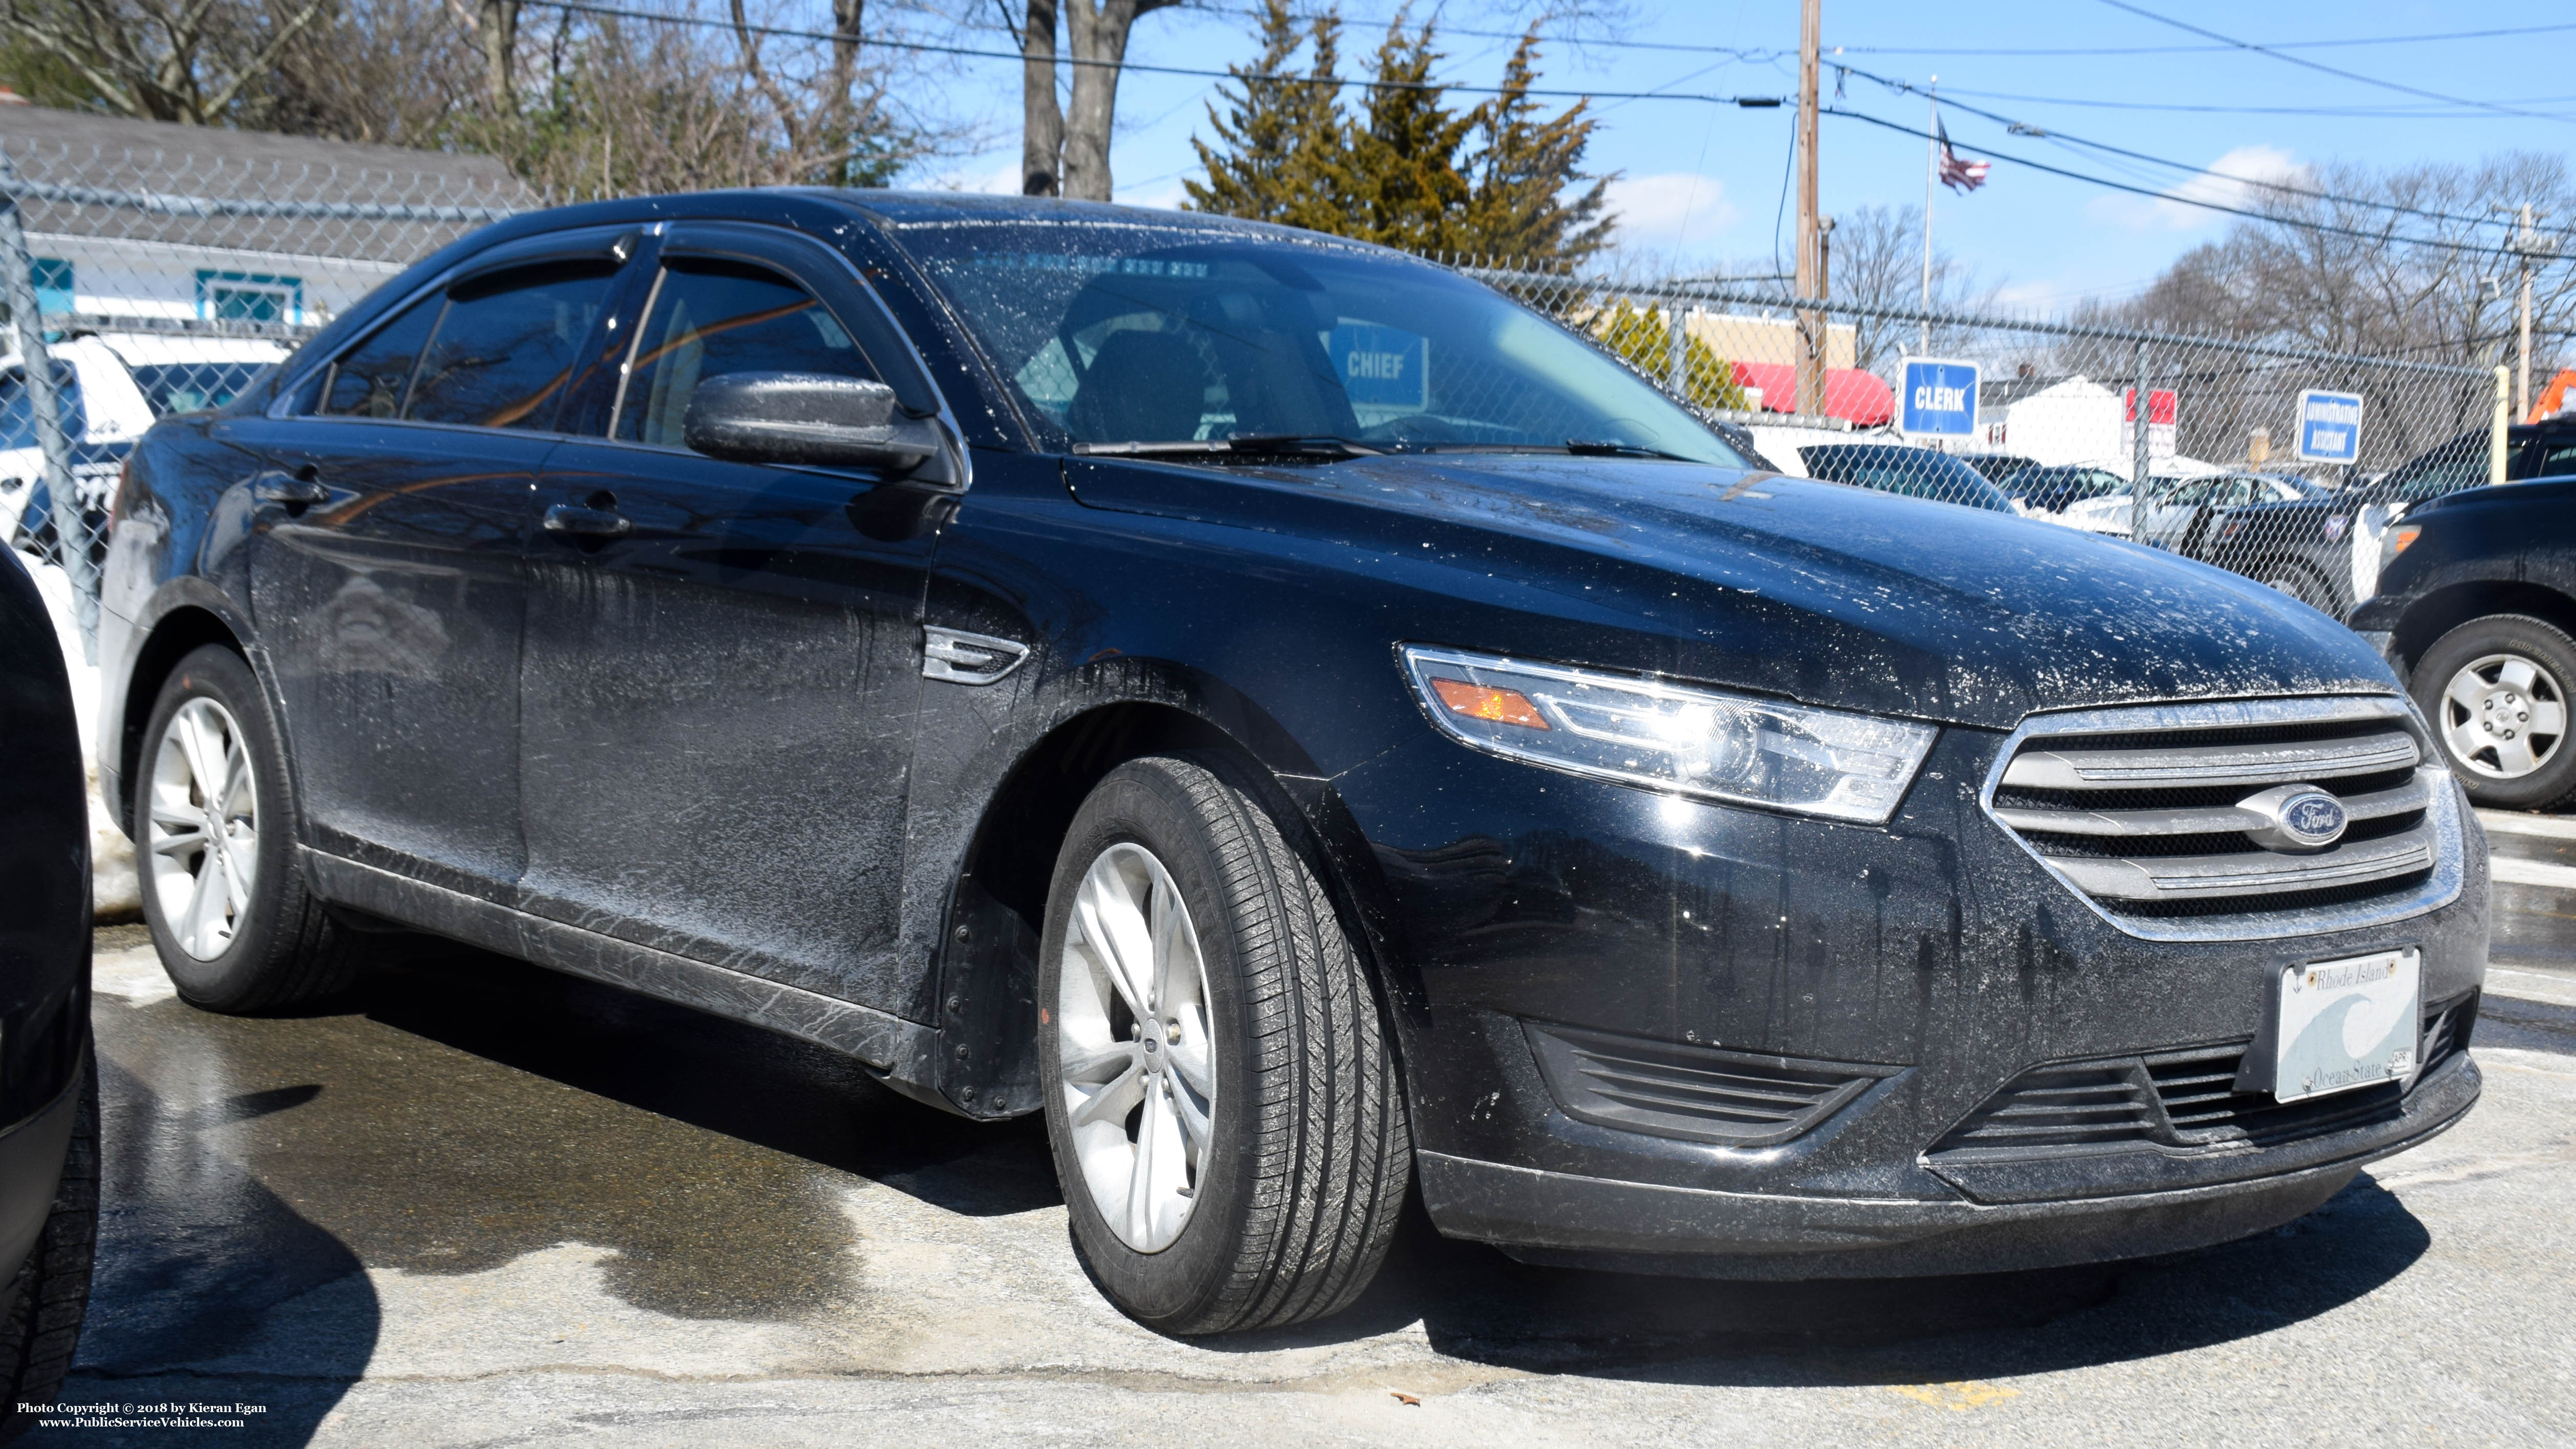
left=0, top=363, right=88, bottom=450
left=2379, top=430, right=2489, bottom=501
left=128, top=361, right=270, bottom=416
left=890, top=219, right=1747, bottom=465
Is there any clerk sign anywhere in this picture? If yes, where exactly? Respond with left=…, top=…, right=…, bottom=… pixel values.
left=2296, top=389, right=2364, bottom=464
left=1899, top=358, right=1979, bottom=439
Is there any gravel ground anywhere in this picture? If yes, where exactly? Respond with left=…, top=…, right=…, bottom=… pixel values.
left=33, top=920, right=2576, bottom=1448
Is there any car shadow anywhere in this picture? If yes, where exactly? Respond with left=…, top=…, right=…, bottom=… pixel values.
left=37, top=1057, right=380, bottom=1448
left=260, top=937, right=2433, bottom=1386
left=352, top=940, right=1062, bottom=1222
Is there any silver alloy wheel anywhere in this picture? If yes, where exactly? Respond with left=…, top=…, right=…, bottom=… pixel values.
left=2440, top=651, right=2569, bottom=779
left=145, top=697, right=259, bottom=961
left=1056, top=841, right=1216, bottom=1253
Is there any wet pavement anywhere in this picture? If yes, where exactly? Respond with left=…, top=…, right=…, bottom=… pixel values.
left=37, top=895, right=2576, bottom=1447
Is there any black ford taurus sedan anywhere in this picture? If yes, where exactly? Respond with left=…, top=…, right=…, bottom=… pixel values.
left=96, top=191, right=2485, bottom=1335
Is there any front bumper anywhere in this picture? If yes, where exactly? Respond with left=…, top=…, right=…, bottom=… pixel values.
left=1419, top=1048, right=2477, bottom=1277
left=1331, top=719, right=2489, bottom=1275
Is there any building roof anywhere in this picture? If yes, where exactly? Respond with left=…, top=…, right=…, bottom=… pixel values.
left=0, top=106, right=536, bottom=266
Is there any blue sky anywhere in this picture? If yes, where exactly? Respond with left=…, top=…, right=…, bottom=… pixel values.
left=913, top=1, right=2570, bottom=312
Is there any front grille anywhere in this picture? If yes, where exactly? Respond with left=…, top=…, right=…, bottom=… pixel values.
left=1984, top=697, right=2462, bottom=938
left=1930, top=992, right=2476, bottom=1161
left=1524, top=1022, right=1901, bottom=1147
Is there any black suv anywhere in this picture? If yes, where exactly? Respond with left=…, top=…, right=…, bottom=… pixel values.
left=98, top=193, right=2485, bottom=1334
left=2351, top=472, right=2576, bottom=808
left=0, top=549, right=98, bottom=1436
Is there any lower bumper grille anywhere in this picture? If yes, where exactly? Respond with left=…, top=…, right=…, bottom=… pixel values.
left=1931, top=991, right=2477, bottom=1161
left=1525, top=1022, right=1901, bottom=1147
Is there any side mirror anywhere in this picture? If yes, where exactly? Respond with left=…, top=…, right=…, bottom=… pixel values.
left=682, top=372, right=948, bottom=479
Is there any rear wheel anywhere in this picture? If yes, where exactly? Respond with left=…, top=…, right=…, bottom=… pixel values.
left=2253, top=558, right=2334, bottom=613
left=136, top=646, right=358, bottom=1012
left=1037, top=753, right=1409, bottom=1335
left=2413, top=614, right=2576, bottom=809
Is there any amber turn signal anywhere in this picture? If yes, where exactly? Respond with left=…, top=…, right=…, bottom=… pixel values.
left=2388, top=525, right=2422, bottom=558
left=1429, top=677, right=1549, bottom=729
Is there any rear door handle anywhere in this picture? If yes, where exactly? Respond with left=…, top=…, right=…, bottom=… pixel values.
left=542, top=503, right=633, bottom=539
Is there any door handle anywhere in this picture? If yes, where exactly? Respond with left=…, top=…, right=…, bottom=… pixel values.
left=253, top=468, right=330, bottom=510
left=542, top=503, right=633, bottom=539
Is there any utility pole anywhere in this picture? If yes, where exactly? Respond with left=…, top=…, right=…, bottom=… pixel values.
left=1919, top=78, right=1936, bottom=356
left=1794, top=0, right=1823, bottom=418
left=2491, top=202, right=2557, bottom=421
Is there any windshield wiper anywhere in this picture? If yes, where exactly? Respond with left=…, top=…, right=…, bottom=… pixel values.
left=1073, top=434, right=1383, bottom=459
left=1562, top=439, right=1696, bottom=462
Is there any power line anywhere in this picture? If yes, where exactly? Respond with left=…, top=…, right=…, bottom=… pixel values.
left=1836, top=63, right=2546, bottom=236
left=1920, top=84, right=2576, bottom=120
left=1831, top=21, right=2576, bottom=57
left=2090, top=0, right=2575, bottom=127
left=528, top=0, right=1795, bottom=106
left=1823, top=106, right=2541, bottom=259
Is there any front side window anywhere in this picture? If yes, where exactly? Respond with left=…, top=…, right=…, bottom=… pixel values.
left=888, top=219, right=1746, bottom=466
left=321, top=295, right=441, bottom=418
left=406, top=260, right=617, bottom=429
left=616, top=257, right=877, bottom=448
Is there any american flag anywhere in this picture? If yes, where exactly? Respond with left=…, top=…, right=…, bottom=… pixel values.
left=1937, top=117, right=1990, bottom=193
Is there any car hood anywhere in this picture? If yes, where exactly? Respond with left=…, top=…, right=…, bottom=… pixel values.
left=1067, top=452, right=2396, bottom=732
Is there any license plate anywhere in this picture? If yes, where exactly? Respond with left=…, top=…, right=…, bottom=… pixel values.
left=2274, top=948, right=2421, bottom=1103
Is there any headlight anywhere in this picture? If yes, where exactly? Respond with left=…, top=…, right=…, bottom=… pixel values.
left=1400, top=646, right=1938, bottom=823
left=2383, top=524, right=2421, bottom=569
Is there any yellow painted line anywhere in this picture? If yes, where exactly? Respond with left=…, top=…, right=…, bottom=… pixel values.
left=1889, top=1381, right=2022, bottom=1412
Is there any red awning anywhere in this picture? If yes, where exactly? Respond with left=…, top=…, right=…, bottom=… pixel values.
left=1729, top=362, right=1895, bottom=427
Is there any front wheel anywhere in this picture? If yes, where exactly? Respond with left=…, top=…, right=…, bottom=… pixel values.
left=2413, top=614, right=2576, bottom=809
left=2253, top=559, right=2335, bottom=613
left=1037, top=753, right=1409, bottom=1335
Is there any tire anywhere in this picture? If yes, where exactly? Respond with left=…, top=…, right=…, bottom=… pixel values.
left=135, top=645, right=358, bottom=1012
left=0, top=1058, right=97, bottom=1444
left=2251, top=558, right=2334, bottom=613
left=2412, top=614, right=2576, bottom=810
left=1037, top=752, right=1409, bottom=1336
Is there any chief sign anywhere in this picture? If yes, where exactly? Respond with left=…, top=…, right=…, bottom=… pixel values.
left=1899, top=357, right=1979, bottom=440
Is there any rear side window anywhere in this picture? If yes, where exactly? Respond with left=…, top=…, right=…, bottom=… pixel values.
left=406, top=261, right=617, bottom=429
left=616, top=257, right=877, bottom=448
left=0, top=362, right=88, bottom=448
left=321, top=295, right=441, bottom=418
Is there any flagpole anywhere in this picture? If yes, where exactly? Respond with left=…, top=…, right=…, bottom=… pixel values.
left=1920, top=78, right=1936, bottom=356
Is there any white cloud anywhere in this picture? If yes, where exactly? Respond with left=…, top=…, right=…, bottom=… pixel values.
left=1606, top=173, right=1739, bottom=253
left=2088, top=144, right=2310, bottom=233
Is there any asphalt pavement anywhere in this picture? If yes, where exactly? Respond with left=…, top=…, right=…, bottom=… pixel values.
left=36, top=842, right=2576, bottom=1447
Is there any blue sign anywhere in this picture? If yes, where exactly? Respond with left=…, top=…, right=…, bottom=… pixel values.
left=1899, top=357, right=1979, bottom=438
left=2296, top=389, right=2364, bottom=464
left=1328, top=323, right=1428, bottom=411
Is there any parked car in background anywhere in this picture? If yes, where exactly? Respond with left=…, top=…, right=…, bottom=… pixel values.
left=3, top=334, right=286, bottom=552
left=0, top=548, right=98, bottom=1441
left=1960, top=452, right=2037, bottom=484
left=100, top=190, right=2484, bottom=1336
left=2001, top=463, right=2129, bottom=517
left=2350, top=472, right=2576, bottom=806
left=1744, top=428, right=2016, bottom=511
left=2204, top=424, right=2576, bottom=618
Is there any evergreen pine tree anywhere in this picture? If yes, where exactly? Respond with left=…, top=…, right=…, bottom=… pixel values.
left=1185, top=0, right=1352, bottom=232
left=1346, top=13, right=1472, bottom=251
left=1455, top=29, right=1615, bottom=268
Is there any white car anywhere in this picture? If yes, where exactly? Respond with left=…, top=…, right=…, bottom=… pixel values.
left=2, top=333, right=285, bottom=543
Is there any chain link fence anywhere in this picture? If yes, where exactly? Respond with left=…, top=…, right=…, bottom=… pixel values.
left=1464, top=262, right=2513, bottom=619
left=0, top=135, right=530, bottom=657
left=0, top=136, right=2519, bottom=660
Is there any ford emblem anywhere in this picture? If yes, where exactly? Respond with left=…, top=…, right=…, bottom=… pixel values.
left=2239, top=783, right=2349, bottom=852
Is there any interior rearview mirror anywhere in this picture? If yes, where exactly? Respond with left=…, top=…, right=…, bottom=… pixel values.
left=682, top=372, right=950, bottom=480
